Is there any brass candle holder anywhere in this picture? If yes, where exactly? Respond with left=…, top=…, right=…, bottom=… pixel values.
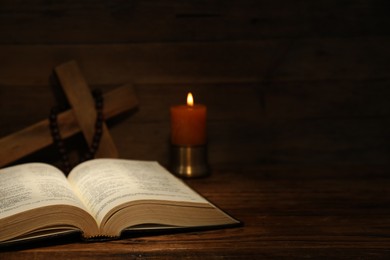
left=170, top=145, right=209, bottom=178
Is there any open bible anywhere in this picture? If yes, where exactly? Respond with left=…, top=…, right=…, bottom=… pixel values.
left=0, top=159, right=239, bottom=246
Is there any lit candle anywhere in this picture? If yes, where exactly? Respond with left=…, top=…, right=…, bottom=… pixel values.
left=170, top=92, right=207, bottom=146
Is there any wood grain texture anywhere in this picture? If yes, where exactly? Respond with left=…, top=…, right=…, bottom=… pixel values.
left=0, top=37, right=389, bottom=85
left=0, top=0, right=388, bottom=44
left=1, top=165, right=389, bottom=259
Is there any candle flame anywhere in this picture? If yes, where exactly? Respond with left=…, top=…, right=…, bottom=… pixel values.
left=187, top=92, right=194, bottom=106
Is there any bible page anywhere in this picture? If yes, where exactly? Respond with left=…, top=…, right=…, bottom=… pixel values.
left=67, top=159, right=209, bottom=226
left=0, top=163, right=88, bottom=220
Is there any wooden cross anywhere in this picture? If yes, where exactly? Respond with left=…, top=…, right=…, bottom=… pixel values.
left=0, top=60, right=138, bottom=168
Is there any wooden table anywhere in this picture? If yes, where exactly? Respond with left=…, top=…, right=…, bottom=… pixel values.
left=1, top=164, right=390, bottom=259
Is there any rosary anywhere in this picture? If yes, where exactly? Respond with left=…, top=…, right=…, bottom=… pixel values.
left=49, top=89, right=104, bottom=174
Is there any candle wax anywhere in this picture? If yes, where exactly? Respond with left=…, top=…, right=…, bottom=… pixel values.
left=170, top=104, right=207, bottom=146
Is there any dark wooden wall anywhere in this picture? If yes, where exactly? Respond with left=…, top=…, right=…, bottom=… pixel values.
left=1, top=0, right=389, bottom=169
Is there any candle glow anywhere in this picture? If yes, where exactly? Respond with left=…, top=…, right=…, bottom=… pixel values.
left=187, top=92, right=194, bottom=106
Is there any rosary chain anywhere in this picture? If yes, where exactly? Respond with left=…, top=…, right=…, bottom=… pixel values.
left=49, top=89, right=104, bottom=174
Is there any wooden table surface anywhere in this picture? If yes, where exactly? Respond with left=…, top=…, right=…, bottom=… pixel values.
left=1, top=164, right=390, bottom=259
